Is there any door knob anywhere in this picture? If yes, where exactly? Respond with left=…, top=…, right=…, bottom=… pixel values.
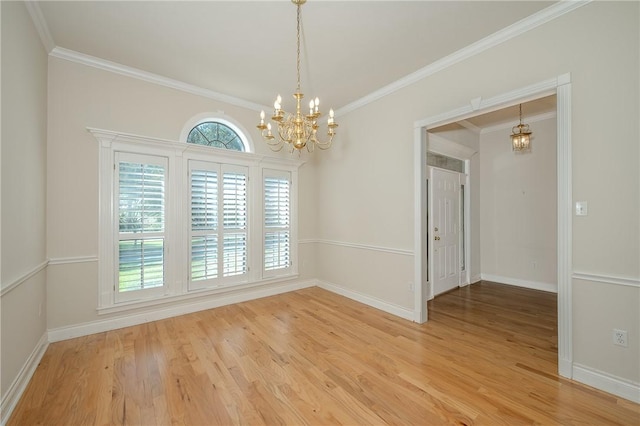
left=435, top=236, right=440, bottom=241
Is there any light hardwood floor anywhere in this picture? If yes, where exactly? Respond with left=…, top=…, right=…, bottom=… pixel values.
left=9, top=282, right=640, bottom=425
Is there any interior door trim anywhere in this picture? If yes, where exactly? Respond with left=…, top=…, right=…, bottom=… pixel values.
left=413, top=73, right=572, bottom=379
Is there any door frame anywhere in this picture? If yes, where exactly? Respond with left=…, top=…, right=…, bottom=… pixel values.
left=426, top=134, right=476, bottom=299
left=413, top=74, right=573, bottom=378
left=427, top=165, right=467, bottom=299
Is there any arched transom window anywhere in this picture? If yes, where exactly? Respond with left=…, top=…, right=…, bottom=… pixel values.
left=186, top=121, right=245, bottom=152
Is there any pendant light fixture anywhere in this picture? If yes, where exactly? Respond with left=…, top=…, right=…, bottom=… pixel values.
left=511, top=103, right=532, bottom=152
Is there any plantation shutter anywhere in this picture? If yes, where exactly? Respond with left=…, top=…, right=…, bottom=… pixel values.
left=263, top=171, right=291, bottom=274
left=222, top=168, right=248, bottom=277
left=190, top=167, right=218, bottom=283
left=116, top=153, right=167, bottom=301
left=189, top=161, right=248, bottom=290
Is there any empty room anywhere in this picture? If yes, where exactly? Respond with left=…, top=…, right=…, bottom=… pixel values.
left=2, top=1, right=639, bottom=424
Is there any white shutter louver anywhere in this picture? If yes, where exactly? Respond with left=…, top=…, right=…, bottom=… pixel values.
left=264, top=174, right=290, bottom=272
left=222, top=171, right=247, bottom=276
left=190, top=169, right=218, bottom=281
left=117, top=159, right=166, bottom=294
left=189, top=163, right=248, bottom=289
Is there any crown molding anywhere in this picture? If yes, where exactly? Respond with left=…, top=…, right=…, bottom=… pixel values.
left=50, top=47, right=267, bottom=113
left=33, top=1, right=588, bottom=118
left=24, top=1, right=55, bottom=53
left=337, top=0, right=591, bottom=116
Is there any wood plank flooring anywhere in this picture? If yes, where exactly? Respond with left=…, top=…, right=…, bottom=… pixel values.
left=8, top=282, right=640, bottom=425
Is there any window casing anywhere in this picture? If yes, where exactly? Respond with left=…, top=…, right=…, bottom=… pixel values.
left=94, top=128, right=299, bottom=312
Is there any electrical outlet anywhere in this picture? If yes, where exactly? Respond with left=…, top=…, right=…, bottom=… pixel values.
left=408, top=282, right=414, bottom=292
left=613, top=329, right=628, bottom=347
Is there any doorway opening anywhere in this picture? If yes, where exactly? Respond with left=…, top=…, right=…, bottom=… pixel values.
left=412, top=74, right=573, bottom=378
left=425, top=144, right=473, bottom=299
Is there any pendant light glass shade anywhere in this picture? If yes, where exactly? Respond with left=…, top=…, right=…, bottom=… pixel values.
left=511, top=104, right=532, bottom=152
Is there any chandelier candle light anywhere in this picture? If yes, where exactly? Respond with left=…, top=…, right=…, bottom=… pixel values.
left=257, top=0, right=337, bottom=153
left=511, top=103, right=532, bottom=152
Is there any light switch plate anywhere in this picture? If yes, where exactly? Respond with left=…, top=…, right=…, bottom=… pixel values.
left=575, top=201, right=588, bottom=216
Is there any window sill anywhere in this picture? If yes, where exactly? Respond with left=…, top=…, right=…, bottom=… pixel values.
left=97, top=274, right=299, bottom=316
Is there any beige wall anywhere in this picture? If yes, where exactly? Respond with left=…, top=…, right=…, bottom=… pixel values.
left=479, top=117, right=557, bottom=288
left=45, top=56, right=318, bottom=330
left=46, top=57, right=280, bottom=260
left=573, top=279, right=639, bottom=381
left=3, top=0, right=638, bottom=407
left=317, top=1, right=639, bottom=383
left=1, top=0, right=48, bottom=399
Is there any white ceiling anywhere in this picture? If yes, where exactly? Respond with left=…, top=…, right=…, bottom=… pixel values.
left=36, top=0, right=556, bottom=115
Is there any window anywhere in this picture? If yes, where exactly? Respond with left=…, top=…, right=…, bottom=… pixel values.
left=263, top=170, right=291, bottom=275
left=115, top=153, right=168, bottom=302
left=427, top=152, right=465, bottom=173
left=189, top=161, right=248, bottom=290
left=94, top=127, right=299, bottom=312
left=187, top=121, right=245, bottom=151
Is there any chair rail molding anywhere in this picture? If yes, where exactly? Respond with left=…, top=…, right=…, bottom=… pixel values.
left=300, top=239, right=413, bottom=257
left=0, top=260, right=48, bottom=296
left=572, top=272, right=640, bottom=288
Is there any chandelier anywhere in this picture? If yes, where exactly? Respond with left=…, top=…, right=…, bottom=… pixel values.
left=511, top=103, right=532, bottom=152
left=257, top=0, right=337, bottom=153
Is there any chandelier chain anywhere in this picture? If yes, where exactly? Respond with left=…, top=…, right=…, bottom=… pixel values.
left=296, top=3, right=301, bottom=92
left=519, top=103, right=523, bottom=123
left=256, top=0, right=337, bottom=153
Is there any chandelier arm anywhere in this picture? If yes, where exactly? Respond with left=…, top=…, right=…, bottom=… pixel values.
left=256, top=0, right=337, bottom=154
left=278, top=120, right=291, bottom=143
left=266, top=140, right=282, bottom=148
left=315, top=135, right=334, bottom=150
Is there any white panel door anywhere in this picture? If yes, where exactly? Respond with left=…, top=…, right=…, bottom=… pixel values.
left=431, top=168, right=460, bottom=296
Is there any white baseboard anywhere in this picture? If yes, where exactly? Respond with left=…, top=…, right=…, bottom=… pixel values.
left=48, top=279, right=316, bottom=342
left=1, top=333, right=49, bottom=425
left=317, top=280, right=414, bottom=321
left=470, top=274, right=482, bottom=284
left=572, top=363, right=640, bottom=403
left=480, top=273, right=557, bottom=293
left=558, top=357, right=572, bottom=379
